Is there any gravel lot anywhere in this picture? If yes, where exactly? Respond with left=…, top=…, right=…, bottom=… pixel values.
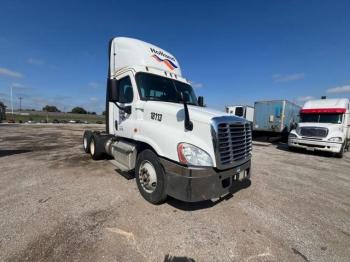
left=0, top=124, right=349, bottom=262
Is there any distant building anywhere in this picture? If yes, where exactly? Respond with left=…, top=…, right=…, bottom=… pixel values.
left=0, top=101, right=6, bottom=122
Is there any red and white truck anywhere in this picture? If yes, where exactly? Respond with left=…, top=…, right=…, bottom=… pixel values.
left=288, top=98, right=350, bottom=157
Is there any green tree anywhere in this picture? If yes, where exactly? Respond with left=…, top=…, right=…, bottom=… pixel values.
left=71, top=107, right=87, bottom=114
left=42, top=105, right=60, bottom=112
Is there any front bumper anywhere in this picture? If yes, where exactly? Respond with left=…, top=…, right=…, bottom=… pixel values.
left=288, top=138, right=342, bottom=153
left=160, top=158, right=251, bottom=202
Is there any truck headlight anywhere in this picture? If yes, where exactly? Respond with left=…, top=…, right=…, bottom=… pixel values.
left=289, top=133, right=297, bottom=139
left=328, top=137, right=342, bottom=142
left=177, top=143, right=213, bottom=166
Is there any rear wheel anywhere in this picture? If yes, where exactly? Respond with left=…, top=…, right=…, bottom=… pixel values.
left=89, top=136, right=104, bottom=160
left=135, top=149, right=167, bottom=204
left=83, top=131, right=91, bottom=153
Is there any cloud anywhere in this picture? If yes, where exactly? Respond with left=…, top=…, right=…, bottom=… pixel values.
left=27, top=57, right=45, bottom=65
left=272, top=73, right=305, bottom=83
left=0, top=67, right=24, bottom=78
left=12, top=83, right=25, bottom=88
left=326, top=85, right=350, bottom=94
left=10, top=83, right=33, bottom=94
left=90, top=97, right=98, bottom=101
left=189, top=81, right=203, bottom=89
left=88, top=82, right=101, bottom=89
left=297, top=96, right=314, bottom=102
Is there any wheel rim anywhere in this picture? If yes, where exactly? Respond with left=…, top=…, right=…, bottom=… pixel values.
left=138, top=160, right=157, bottom=193
left=83, top=137, right=87, bottom=149
left=90, top=139, right=95, bottom=156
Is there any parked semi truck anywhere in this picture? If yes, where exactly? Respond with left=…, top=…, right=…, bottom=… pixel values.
left=288, top=98, right=349, bottom=157
left=83, top=37, right=252, bottom=204
left=225, top=105, right=254, bottom=123
left=253, top=100, right=300, bottom=140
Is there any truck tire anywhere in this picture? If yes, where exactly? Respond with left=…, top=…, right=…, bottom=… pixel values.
left=83, top=131, right=92, bottom=153
left=288, top=145, right=297, bottom=152
left=89, top=135, right=104, bottom=160
left=335, top=142, right=346, bottom=158
left=135, top=149, right=167, bottom=204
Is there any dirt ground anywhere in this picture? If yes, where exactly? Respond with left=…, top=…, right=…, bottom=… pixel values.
left=0, top=124, right=349, bottom=262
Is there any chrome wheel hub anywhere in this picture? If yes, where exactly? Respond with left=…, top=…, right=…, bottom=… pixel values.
left=84, top=137, right=87, bottom=149
left=90, top=140, right=95, bottom=155
left=139, top=161, right=157, bottom=193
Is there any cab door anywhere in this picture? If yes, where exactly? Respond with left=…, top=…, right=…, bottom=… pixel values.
left=112, top=72, right=138, bottom=139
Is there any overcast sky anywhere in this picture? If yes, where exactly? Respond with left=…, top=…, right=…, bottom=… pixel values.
left=0, top=0, right=350, bottom=113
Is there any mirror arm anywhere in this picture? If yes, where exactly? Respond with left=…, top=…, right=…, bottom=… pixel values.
left=113, top=102, right=131, bottom=114
left=180, top=92, right=193, bottom=131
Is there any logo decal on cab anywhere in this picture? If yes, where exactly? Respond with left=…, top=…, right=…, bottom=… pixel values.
left=151, top=54, right=178, bottom=71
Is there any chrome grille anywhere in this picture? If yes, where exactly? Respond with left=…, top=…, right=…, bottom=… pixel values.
left=216, top=122, right=252, bottom=167
left=300, top=127, right=328, bottom=138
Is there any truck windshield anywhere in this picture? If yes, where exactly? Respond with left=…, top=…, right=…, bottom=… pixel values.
left=300, top=113, right=343, bottom=124
left=135, top=73, right=198, bottom=105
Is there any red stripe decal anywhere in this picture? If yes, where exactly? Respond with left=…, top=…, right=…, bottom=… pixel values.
left=163, top=60, right=174, bottom=70
left=300, top=108, right=346, bottom=114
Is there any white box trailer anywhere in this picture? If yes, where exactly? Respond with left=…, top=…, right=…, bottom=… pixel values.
left=83, top=37, right=252, bottom=204
left=288, top=98, right=350, bottom=157
left=225, top=105, right=254, bottom=123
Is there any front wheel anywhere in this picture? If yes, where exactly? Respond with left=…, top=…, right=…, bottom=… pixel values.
left=135, top=149, right=167, bottom=204
left=335, top=141, right=346, bottom=158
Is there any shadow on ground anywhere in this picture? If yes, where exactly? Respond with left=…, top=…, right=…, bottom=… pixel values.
left=164, top=254, right=195, bottom=262
left=275, top=143, right=335, bottom=158
left=0, top=149, right=31, bottom=158
left=166, top=179, right=251, bottom=211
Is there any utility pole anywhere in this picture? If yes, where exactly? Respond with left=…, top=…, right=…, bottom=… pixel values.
left=19, top=97, right=23, bottom=111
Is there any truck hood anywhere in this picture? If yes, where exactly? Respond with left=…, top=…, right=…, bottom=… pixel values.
left=137, top=101, right=248, bottom=167
left=297, top=122, right=345, bottom=137
left=298, top=122, right=338, bottom=128
left=144, top=101, right=245, bottom=124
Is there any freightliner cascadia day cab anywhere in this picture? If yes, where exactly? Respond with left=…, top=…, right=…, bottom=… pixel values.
left=288, top=98, right=350, bottom=158
left=225, top=105, right=254, bottom=123
left=82, top=37, right=252, bottom=204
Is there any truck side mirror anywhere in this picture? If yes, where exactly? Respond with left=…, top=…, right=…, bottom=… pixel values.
left=109, top=79, right=119, bottom=102
left=198, top=96, right=204, bottom=107
left=124, top=105, right=132, bottom=114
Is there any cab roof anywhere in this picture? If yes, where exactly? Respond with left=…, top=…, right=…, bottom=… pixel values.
left=303, top=98, right=349, bottom=109
left=109, top=37, right=182, bottom=77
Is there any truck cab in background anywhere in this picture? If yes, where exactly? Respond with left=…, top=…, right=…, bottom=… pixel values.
left=288, top=98, right=350, bottom=158
left=83, top=37, right=252, bottom=204
left=226, top=105, right=254, bottom=123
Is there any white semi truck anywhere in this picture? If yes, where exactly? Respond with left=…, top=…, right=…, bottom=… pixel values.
left=83, top=37, right=252, bottom=204
left=288, top=98, right=350, bottom=157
